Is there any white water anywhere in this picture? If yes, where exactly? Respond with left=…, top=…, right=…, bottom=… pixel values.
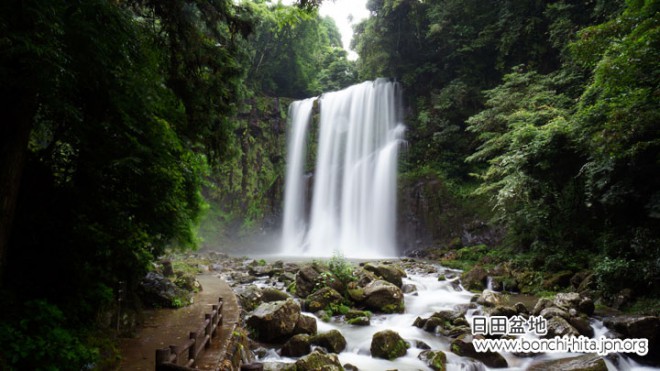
left=281, top=98, right=317, bottom=250
left=281, top=79, right=404, bottom=258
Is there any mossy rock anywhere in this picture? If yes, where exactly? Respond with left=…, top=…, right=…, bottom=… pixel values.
left=418, top=350, right=447, bottom=371
left=311, top=330, right=347, bottom=353
left=294, top=351, right=344, bottom=371
left=370, top=329, right=409, bottom=360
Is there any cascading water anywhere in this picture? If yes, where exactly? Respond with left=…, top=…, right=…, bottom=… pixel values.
left=281, top=79, right=404, bottom=258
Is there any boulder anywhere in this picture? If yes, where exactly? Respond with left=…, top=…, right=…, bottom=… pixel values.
left=249, top=264, right=274, bottom=277
left=603, top=315, right=659, bottom=346
left=305, top=287, right=344, bottom=312
left=569, top=316, right=594, bottom=338
left=450, top=337, right=508, bottom=368
left=363, top=263, right=407, bottom=288
left=246, top=299, right=301, bottom=343
left=294, top=351, right=343, bottom=371
left=476, top=290, right=503, bottom=307
left=363, top=280, right=404, bottom=313
left=310, top=330, right=347, bottom=353
left=542, top=271, right=574, bottom=290
left=527, top=354, right=607, bottom=371
left=261, top=287, right=290, bottom=303
left=345, top=309, right=371, bottom=326
left=578, top=297, right=595, bottom=316
left=293, top=314, right=317, bottom=336
left=540, top=307, right=570, bottom=320
left=236, top=285, right=263, bottom=312
left=418, top=350, right=447, bottom=371
left=280, top=334, right=312, bottom=357
left=139, top=272, right=192, bottom=308
left=544, top=316, right=580, bottom=338
left=514, top=302, right=530, bottom=315
left=553, top=292, right=581, bottom=311
left=532, top=298, right=554, bottom=316
left=295, top=263, right=327, bottom=298
left=488, top=305, right=517, bottom=318
left=370, top=330, right=409, bottom=360
left=461, top=266, right=488, bottom=292
left=402, top=283, right=418, bottom=294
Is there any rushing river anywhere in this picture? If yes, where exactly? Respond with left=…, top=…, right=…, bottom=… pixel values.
left=251, top=264, right=657, bottom=371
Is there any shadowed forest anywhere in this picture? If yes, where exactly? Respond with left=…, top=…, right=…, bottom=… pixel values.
left=0, top=0, right=658, bottom=369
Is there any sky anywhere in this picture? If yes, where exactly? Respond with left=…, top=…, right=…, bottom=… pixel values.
left=318, top=0, right=370, bottom=60
left=276, top=0, right=370, bottom=60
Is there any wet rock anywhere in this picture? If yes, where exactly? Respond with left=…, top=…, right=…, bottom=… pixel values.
left=569, top=316, right=594, bottom=338
left=578, top=297, right=595, bottom=316
left=540, top=307, right=570, bottom=320
left=280, top=334, right=312, bottom=357
left=293, top=314, right=317, bottom=336
left=577, top=273, right=597, bottom=293
left=488, top=305, right=517, bottom=318
left=343, top=363, right=358, bottom=371
left=527, top=354, right=607, bottom=371
left=261, top=287, right=290, bottom=303
left=345, top=309, right=371, bottom=326
left=139, top=272, right=192, bottom=308
left=363, top=263, right=407, bottom=288
left=450, top=337, right=508, bottom=368
left=461, top=266, right=488, bottom=292
left=236, top=285, right=264, bottom=312
left=305, top=287, right=344, bottom=312
left=402, top=283, right=418, bottom=294
left=418, top=350, right=447, bottom=371
left=295, top=263, right=328, bottom=298
left=370, top=330, right=409, bottom=360
left=532, top=298, right=554, bottom=316
left=476, top=290, right=502, bottom=307
left=544, top=316, right=580, bottom=338
left=363, top=280, right=404, bottom=313
left=250, top=264, right=274, bottom=277
left=553, top=292, right=581, bottom=311
left=294, top=351, right=343, bottom=371
left=514, top=302, right=530, bottom=315
left=246, top=298, right=301, bottom=343
left=311, top=330, right=347, bottom=353
left=411, top=340, right=431, bottom=350
left=603, top=315, right=659, bottom=348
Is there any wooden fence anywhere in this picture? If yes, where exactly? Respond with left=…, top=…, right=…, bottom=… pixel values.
left=155, top=297, right=223, bottom=371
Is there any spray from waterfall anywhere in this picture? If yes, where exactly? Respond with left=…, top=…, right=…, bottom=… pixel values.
left=281, top=79, right=404, bottom=258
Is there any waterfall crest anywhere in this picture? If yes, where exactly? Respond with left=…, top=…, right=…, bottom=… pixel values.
left=281, top=79, right=404, bottom=258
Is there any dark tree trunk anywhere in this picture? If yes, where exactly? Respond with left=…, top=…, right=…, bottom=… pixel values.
left=0, top=91, right=35, bottom=285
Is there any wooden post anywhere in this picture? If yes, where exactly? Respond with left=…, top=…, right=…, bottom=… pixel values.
left=188, top=331, right=196, bottom=364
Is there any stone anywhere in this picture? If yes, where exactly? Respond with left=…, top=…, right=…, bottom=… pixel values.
left=450, top=338, right=508, bottom=368
left=532, top=298, right=554, bottom=316
left=514, top=302, right=530, bottom=315
left=139, top=272, right=192, bottom=308
left=293, top=314, right=317, bottom=336
left=280, top=334, right=312, bottom=357
left=542, top=271, right=574, bottom=290
left=489, top=305, right=517, bottom=318
left=363, top=280, right=404, bottom=313
left=311, top=330, right=347, bottom=353
left=527, top=354, right=607, bottom=371
left=461, top=266, right=488, bottom=292
left=261, top=287, right=290, bottom=303
left=540, top=307, right=570, bottom=320
left=476, top=290, right=503, bottom=307
left=345, top=309, right=371, bottom=326
left=305, top=287, right=344, bottom=312
left=370, top=330, right=409, bottom=360
left=363, top=263, right=407, bottom=288
left=545, top=316, right=580, bottom=338
left=294, top=351, right=343, bottom=371
left=603, top=315, right=659, bottom=346
left=246, top=298, right=301, bottom=343
left=578, top=297, right=595, bottom=316
left=418, top=350, right=447, bottom=371
left=569, top=316, right=594, bottom=338
left=249, top=264, right=274, bottom=277
left=554, top=292, right=582, bottom=311
left=236, top=285, right=263, bottom=312
left=295, top=263, right=327, bottom=298
left=402, top=283, right=418, bottom=294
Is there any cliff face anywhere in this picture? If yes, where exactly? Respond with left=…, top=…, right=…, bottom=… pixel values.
left=200, top=97, right=292, bottom=249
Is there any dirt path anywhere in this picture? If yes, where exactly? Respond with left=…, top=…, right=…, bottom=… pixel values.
left=118, top=274, right=239, bottom=370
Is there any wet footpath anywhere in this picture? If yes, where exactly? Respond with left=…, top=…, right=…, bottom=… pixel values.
left=119, top=274, right=240, bottom=370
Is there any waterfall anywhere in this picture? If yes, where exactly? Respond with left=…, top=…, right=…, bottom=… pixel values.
left=281, top=79, right=404, bottom=258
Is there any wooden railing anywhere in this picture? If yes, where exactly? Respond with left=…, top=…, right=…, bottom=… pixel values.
left=155, top=297, right=223, bottom=371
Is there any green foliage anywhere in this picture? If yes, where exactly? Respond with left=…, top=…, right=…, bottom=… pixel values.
left=327, top=251, right=356, bottom=285
left=0, top=300, right=98, bottom=370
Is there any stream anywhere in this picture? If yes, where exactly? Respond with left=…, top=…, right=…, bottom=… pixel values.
left=242, top=261, right=657, bottom=371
